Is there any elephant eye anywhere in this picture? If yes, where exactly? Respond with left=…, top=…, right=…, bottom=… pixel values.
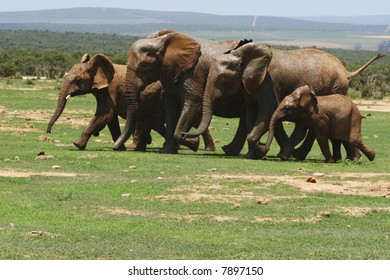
left=72, top=77, right=81, bottom=84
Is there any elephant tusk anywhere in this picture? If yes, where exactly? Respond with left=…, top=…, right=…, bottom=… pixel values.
left=66, top=95, right=71, bottom=100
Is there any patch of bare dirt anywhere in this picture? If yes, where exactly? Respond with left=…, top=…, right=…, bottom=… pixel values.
left=98, top=206, right=323, bottom=224
left=99, top=203, right=390, bottom=224
left=154, top=192, right=305, bottom=204
left=0, top=168, right=88, bottom=178
left=340, top=207, right=390, bottom=217
left=355, top=98, right=390, bottom=112
left=26, top=231, right=61, bottom=237
left=202, top=173, right=390, bottom=198
left=0, top=106, right=93, bottom=132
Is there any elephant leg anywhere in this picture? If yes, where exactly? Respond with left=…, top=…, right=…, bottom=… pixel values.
left=133, top=129, right=151, bottom=152
left=160, top=93, right=180, bottom=154
left=278, top=125, right=307, bottom=161
left=352, top=140, right=375, bottom=161
left=245, top=91, right=279, bottom=159
left=316, top=135, right=334, bottom=163
left=107, top=116, right=125, bottom=151
left=202, top=129, right=216, bottom=151
left=243, top=103, right=263, bottom=159
left=331, top=139, right=342, bottom=162
left=273, top=122, right=293, bottom=158
left=340, top=141, right=361, bottom=161
left=74, top=115, right=108, bottom=150
left=152, top=121, right=166, bottom=139
left=245, top=109, right=272, bottom=159
left=291, top=129, right=314, bottom=160
left=131, top=120, right=150, bottom=152
left=174, top=107, right=200, bottom=152
left=222, top=106, right=247, bottom=156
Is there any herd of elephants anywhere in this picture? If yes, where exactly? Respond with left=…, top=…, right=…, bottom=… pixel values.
left=47, top=29, right=382, bottom=163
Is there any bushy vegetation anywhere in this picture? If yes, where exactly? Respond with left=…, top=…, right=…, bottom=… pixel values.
left=0, top=29, right=389, bottom=98
left=0, top=30, right=134, bottom=78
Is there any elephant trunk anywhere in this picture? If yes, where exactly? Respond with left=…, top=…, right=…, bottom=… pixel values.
left=47, top=91, right=70, bottom=133
left=259, top=109, right=282, bottom=157
left=112, top=70, right=141, bottom=150
left=181, top=81, right=215, bottom=139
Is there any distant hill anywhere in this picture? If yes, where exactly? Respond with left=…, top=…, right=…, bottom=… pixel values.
left=298, top=15, right=390, bottom=26
left=0, top=7, right=388, bottom=35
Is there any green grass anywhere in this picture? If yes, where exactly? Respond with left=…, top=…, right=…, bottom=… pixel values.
left=0, top=78, right=389, bottom=260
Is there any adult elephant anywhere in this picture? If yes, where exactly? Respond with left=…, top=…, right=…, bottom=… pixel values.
left=182, top=41, right=382, bottom=159
left=47, top=53, right=216, bottom=151
left=113, top=30, right=247, bottom=156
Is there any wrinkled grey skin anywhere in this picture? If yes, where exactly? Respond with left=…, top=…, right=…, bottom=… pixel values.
left=113, top=30, right=246, bottom=156
left=260, top=85, right=375, bottom=163
left=47, top=53, right=215, bottom=151
left=182, top=41, right=382, bottom=159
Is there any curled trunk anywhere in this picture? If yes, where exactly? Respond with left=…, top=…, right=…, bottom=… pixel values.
left=112, top=70, right=142, bottom=150
left=47, top=93, right=69, bottom=133
left=258, top=109, right=280, bottom=157
left=181, top=82, right=215, bottom=139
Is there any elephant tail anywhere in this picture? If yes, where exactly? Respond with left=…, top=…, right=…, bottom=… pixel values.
left=347, top=53, right=384, bottom=80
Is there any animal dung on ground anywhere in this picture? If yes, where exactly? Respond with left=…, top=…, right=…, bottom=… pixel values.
left=257, top=198, right=270, bottom=205
left=306, top=176, right=317, bottom=183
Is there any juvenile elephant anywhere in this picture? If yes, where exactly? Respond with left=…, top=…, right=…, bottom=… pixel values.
left=182, top=41, right=381, bottom=159
left=47, top=53, right=216, bottom=151
left=113, top=30, right=246, bottom=156
left=259, top=85, right=375, bottom=163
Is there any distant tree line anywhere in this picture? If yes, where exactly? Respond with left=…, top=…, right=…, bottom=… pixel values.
left=0, top=30, right=133, bottom=78
left=0, top=30, right=389, bottom=99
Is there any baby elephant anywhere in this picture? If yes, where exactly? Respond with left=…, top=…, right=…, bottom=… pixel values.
left=260, top=85, right=375, bottom=163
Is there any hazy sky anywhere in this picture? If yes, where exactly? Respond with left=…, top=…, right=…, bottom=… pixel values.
left=0, top=0, right=389, bottom=17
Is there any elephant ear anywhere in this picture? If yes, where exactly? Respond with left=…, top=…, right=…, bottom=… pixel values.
left=90, top=54, right=115, bottom=90
left=147, top=29, right=176, bottom=39
left=234, top=43, right=272, bottom=95
left=308, top=85, right=319, bottom=109
left=160, top=33, right=201, bottom=86
left=80, top=53, right=90, bottom=63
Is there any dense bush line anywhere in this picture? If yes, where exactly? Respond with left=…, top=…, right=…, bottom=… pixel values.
left=0, top=29, right=389, bottom=98
left=0, top=30, right=134, bottom=78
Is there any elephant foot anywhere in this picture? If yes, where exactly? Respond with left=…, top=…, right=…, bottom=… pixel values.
left=255, top=144, right=269, bottom=159
left=277, top=152, right=290, bottom=161
left=73, top=141, right=86, bottom=150
left=243, top=150, right=262, bottom=160
left=221, top=143, right=241, bottom=156
left=112, top=145, right=126, bottom=151
left=133, top=143, right=147, bottom=152
left=291, top=148, right=308, bottom=161
left=181, top=138, right=200, bottom=152
left=365, top=150, right=375, bottom=162
left=128, top=141, right=137, bottom=149
left=347, top=149, right=362, bottom=161
left=204, top=143, right=216, bottom=152
left=160, top=144, right=179, bottom=154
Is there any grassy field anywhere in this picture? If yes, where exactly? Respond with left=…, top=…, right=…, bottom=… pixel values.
left=0, top=78, right=389, bottom=260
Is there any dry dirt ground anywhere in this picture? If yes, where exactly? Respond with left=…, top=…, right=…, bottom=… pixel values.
left=1, top=98, right=390, bottom=203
